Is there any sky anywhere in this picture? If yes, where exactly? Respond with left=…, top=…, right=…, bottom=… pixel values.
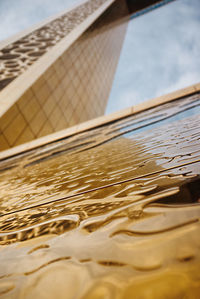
left=0, top=0, right=200, bottom=114
left=106, top=0, right=200, bottom=113
left=0, top=0, right=80, bottom=41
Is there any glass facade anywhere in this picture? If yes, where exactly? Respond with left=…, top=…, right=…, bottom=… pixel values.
left=0, top=0, right=129, bottom=150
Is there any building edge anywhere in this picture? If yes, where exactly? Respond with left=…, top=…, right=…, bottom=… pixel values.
left=0, top=81, right=199, bottom=161
left=0, top=0, right=116, bottom=118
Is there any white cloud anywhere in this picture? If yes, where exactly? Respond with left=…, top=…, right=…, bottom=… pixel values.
left=155, top=72, right=200, bottom=97
left=107, top=88, right=142, bottom=112
left=0, top=0, right=80, bottom=42
left=106, top=0, right=200, bottom=114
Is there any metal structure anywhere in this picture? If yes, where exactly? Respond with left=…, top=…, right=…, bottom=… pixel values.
left=0, top=0, right=128, bottom=150
left=0, top=0, right=199, bottom=298
left=0, top=86, right=200, bottom=298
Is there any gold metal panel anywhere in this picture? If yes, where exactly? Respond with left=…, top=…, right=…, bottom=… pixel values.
left=3, top=112, right=27, bottom=146
left=37, top=121, right=54, bottom=138
left=18, top=96, right=40, bottom=124
left=14, top=127, right=35, bottom=146
left=0, top=105, right=18, bottom=132
left=0, top=93, right=200, bottom=298
left=29, top=110, right=46, bottom=136
left=0, top=135, right=9, bottom=150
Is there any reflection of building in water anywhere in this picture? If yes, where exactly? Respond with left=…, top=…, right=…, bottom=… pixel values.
left=0, top=0, right=200, bottom=298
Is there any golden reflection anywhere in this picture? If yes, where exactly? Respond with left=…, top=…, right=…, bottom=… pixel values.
left=0, top=98, right=200, bottom=298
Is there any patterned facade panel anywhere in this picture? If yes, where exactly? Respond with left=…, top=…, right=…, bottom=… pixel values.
left=0, top=92, right=200, bottom=298
left=0, top=0, right=129, bottom=151
left=0, top=0, right=109, bottom=91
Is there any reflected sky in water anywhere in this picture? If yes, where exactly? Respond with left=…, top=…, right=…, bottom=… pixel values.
left=106, top=0, right=200, bottom=113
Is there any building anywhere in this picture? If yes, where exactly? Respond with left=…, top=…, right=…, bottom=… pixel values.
left=0, top=0, right=175, bottom=151
left=0, top=0, right=200, bottom=298
left=0, top=0, right=130, bottom=150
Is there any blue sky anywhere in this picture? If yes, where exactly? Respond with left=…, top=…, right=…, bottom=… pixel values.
left=0, top=0, right=200, bottom=114
left=0, top=0, right=80, bottom=41
left=106, top=0, right=200, bottom=113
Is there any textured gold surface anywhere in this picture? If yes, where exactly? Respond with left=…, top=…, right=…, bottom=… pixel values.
left=0, top=94, right=200, bottom=298
left=0, top=0, right=128, bottom=150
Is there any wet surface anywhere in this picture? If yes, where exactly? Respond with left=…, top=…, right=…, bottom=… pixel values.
left=0, top=94, right=200, bottom=298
